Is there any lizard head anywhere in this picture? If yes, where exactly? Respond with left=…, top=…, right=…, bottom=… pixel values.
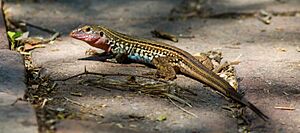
left=70, top=25, right=110, bottom=52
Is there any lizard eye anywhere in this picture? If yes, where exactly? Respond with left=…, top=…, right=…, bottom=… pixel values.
left=84, top=27, right=92, bottom=33
left=99, top=31, right=104, bottom=37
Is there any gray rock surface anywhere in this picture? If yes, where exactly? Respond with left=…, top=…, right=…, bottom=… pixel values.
left=0, top=101, right=38, bottom=133
left=0, top=50, right=26, bottom=98
left=0, top=0, right=9, bottom=49
left=0, top=50, right=38, bottom=133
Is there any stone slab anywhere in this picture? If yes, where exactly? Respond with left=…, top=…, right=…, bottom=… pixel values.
left=0, top=0, right=9, bottom=49
left=0, top=49, right=26, bottom=98
left=0, top=101, right=38, bottom=133
left=0, top=49, right=38, bottom=133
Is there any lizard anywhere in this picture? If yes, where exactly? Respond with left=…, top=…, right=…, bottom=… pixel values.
left=70, top=25, right=269, bottom=121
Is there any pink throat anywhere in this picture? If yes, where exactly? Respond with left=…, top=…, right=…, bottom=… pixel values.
left=91, top=37, right=111, bottom=53
left=70, top=31, right=111, bottom=53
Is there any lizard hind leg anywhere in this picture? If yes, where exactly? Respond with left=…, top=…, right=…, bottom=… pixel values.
left=151, top=57, right=177, bottom=80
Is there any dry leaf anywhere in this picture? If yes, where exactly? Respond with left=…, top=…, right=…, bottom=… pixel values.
left=277, top=47, right=287, bottom=52
left=296, top=47, right=300, bottom=52
left=156, top=114, right=167, bottom=121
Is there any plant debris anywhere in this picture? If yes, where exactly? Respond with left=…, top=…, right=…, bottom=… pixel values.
left=194, top=51, right=240, bottom=91
left=257, top=10, right=272, bottom=25
left=54, top=67, right=194, bottom=107
left=296, top=47, right=300, bottom=52
left=156, top=114, right=167, bottom=121
left=168, top=97, right=198, bottom=118
left=277, top=47, right=287, bottom=52
left=70, top=92, right=83, bottom=97
left=224, top=45, right=241, bottom=49
left=151, top=29, right=178, bottom=42
left=178, top=34, right=195, bottom=39
left=4, top=9, right=60, bottom=54
left=274, top=106, right=296, bottom=110
left=25, top=66, right=77, bottom=133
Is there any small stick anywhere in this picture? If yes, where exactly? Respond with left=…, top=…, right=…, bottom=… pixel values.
left=224, top=46, right=241, bottom=49
left=178, top=34, right=195, bottom=39
left=163, top=93, right=192, bottom=107
left=274, top=106, right=295, bottom=110
left=53, top=67, right=169, bottom=84
left=10, top=98, right=24, bottom=106
left=96, top=86, right=112, bottom=91
left=151, top=30, right=178, bottom=42
left=45, top=32, right=60, bottom=43
left=40, top=98, right=48, bottom=108
left=168, top=97, right=198, bottom=118
left=64, top=97, right=88, bottom=107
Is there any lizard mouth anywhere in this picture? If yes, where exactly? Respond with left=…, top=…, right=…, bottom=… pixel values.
left=70, top=30, right=110, bottom=52
left=70, top=30, right=100, bottom=42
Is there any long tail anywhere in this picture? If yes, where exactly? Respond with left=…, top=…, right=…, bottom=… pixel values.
left=181, top=60, right=269, bottom=121
left=226, top=88, right=269, bottom=121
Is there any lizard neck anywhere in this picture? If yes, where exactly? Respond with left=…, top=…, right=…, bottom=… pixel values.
left=88, top=36, right=111, bottom=53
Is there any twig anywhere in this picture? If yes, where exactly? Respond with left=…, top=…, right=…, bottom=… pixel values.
left=178, top=34, right=195, bottom=39
left=151, top=30, right=178, bottom=42
left=168, top=97, right=198, bottom=118
left=274, top=106, right=295, bottom=110
left=163, top=93, right=192, bottom=107
left=50, top=32, right=60, bottom=40
left=224, top=46, right=241, bottom=49
left=233, top=54, right=242, bottom=62
left=40, top=98, right=48, bottom=108
left=282, top=91, right=289, bottom=96
left=53, top=67, right=169, bottom=84
left=229, top=61, right=241, bottom=65
left=96, top=86, right=112, bottom=91
left=10, top=98, right=24, bottom=106
left=64, top=97, right=88, bottom=107
left=50, top=82, right=57, bottom=90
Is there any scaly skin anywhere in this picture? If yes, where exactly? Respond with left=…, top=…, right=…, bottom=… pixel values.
left=70, top=25, right=269, bottom=121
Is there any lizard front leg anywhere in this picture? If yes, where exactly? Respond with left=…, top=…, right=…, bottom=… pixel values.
left=151, top=57, right=177, bottom=80
left=115, top=52, right=131, bottom=63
